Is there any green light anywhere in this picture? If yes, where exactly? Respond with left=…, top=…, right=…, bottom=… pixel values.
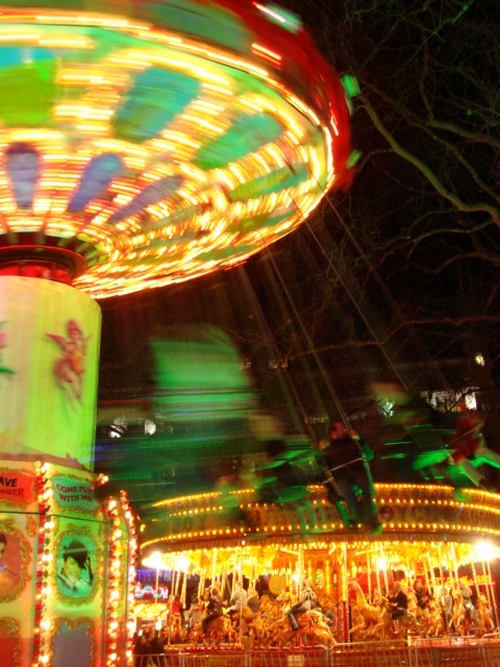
left=0, top=59, right=57, bottom=126
left=380, top=453, right=406, bottom=460
left=346, top=150, right=362, bottom=169
left=342, top=74, right=361, bottom=98
left=262, top=5, right=303, bottom=34
left=151, top=326, right=257, bottom=421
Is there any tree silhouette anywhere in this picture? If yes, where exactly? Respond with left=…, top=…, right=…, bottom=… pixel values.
left=256, top=0, right=500, bottom=442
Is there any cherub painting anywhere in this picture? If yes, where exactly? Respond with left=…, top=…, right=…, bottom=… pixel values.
left=46, top=320, right=91, bottom=408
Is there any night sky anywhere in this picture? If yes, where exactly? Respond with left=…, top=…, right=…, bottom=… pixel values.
left=95, top=0, right=500, bottom=501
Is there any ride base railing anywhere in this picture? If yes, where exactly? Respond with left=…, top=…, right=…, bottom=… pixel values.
left=134, top=635, right=500, bottom=667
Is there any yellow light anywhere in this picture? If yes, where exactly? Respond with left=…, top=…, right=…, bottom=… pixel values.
left=474, top=540, right=499, bottom=562
left=252, top=42, right=282, bottom=65
left=143, top=551, right=164, bottom=569
left=376, top=557, right=387, bottom=570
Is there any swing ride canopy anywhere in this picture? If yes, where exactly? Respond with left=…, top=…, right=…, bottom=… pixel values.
left=0, top=0, right=353, bottom=298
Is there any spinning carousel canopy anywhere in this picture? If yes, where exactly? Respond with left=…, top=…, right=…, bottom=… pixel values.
left=0, top=1, right=353, bottom=297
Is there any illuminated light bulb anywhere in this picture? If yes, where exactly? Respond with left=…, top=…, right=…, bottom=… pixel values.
left=475, top=352, right=485, bottom=366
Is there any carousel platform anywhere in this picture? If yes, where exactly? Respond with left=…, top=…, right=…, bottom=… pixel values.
left=135, top=636, right=500, bottom=667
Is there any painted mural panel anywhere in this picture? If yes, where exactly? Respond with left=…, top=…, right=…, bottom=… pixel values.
left=39, top=515, right=107, bottom=665
left=51, top=618, right=95, bottom=667
left=0, top=511, right=36, bottom=667
left=0, top=276, right=101, bottom=469
left=54, top=531, right=97, bottom=601
left=0, top=618, right=21, bottom=667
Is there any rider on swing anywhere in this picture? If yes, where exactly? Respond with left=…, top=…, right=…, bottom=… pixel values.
left=321, top=422, right=382, bottom=534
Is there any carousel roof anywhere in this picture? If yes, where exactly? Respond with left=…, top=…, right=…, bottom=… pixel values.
left=140, top=482, right=500, bottom=578
left=0, top=1, right=353, bottom=297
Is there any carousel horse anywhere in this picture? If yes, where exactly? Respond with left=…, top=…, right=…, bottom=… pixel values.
left=350, top=603, right=369, bottom=638
left=318, top=592, right=337, bottom=631
left=425, top=599, right=447, bottom=637
left=406, top=589, right=426, bottom=635
left=475, top=594, right=495, bottom=636
left=230, top=604, right=263, bottom=642
left=191, top=614, right=236, bottom=645
left=349, top=581, right=392, bottom=639
left=165, top=610, right=185, bottom=644
left=187, top=621, right=204, bottom=644
left=248, top=612, right=272, bottom=647
left=274, top=588, right=295, bottom=619
left=272, top=608, right=336, bottom=647
left=267, top=614, right=293, bottom=646
left=302, top=609, right=337, bottom=646
left=448, top=590, right=468, bottom=636
left=260, top=594, right=280, bottom=623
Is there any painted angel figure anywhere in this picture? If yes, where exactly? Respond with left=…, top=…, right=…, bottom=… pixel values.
left=46, top=319, right=91, bottom=408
